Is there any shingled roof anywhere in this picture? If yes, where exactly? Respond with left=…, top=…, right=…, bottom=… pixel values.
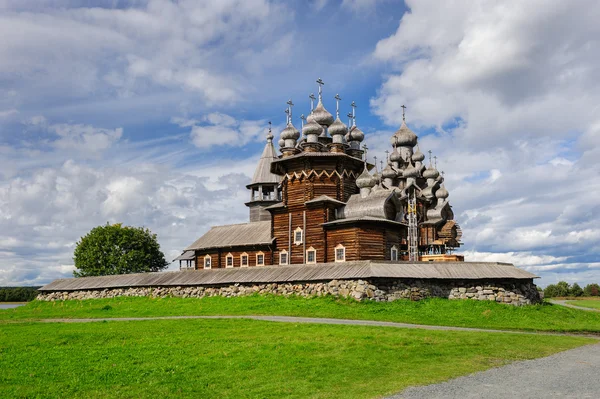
left=39, top=261, right=538, bottom=292
left=185, top=221, right=273, bottom=251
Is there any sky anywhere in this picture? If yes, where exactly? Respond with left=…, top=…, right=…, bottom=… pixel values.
left=0, top=0, right=599, bottom=287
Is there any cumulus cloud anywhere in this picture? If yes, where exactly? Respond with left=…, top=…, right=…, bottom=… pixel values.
left=0, top=0, right=293, bottom=106
left=369, top=0, right=600, bottom=285
left=173, top=112, right=268, bottom=149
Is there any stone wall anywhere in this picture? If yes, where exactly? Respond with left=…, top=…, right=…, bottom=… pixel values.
left=37, top=278, right=541, bottom=305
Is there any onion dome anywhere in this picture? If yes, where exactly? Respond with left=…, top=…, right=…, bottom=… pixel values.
left=436, top=173, right=444, bottom=183
left=356, top=167, right=376, bottom=189
left=403, top=162, right=419, bottom=178
left=344, top=127, right=352, bottom=143
left=390, top=148, right=402, bottom=163
left=391, top=121, right=417, bottom=147
left=436, top=184, right=449, bottom=199
left=350, top=125, right=364, bottom=142
left=306, top=112, right=316, bottom=124
left=412, top=148, right=425, bottom=162
left=303, top=119, right=323, bottom=137
left=328, top=117, right=348, bottom=137
left=280, top=123, right=300, bottom=141
left=312, top=100, right=334, bottom=126
left=278, top=138, right=285, bottom=148
left=423, top=166, right=439, bottom=180
left=382, top=163, right=397, bottom=179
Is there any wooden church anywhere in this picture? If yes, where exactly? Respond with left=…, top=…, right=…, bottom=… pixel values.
left=176, top=79, right=463, bottom=270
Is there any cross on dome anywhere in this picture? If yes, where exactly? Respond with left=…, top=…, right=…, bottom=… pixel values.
left=334, top=93, right=342, bottom=118
left=401, top=104, right=407, bottom=121
left=316, top=78, right=325, bottom=101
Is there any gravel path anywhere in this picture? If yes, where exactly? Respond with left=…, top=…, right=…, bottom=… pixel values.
left=388, top=342, right=600, bottom=399
left=30, top=315, right=597, bottom=338
left=549, top=299, right=600, bottom=312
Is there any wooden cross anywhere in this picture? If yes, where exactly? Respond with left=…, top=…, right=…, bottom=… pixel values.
left=316, top=78, right=324, bottom=99
left=401, top=104, right=407, bottom=121
left=334, top=94, right=342, bottom=118
left=309, top=93, right=316, bottom=111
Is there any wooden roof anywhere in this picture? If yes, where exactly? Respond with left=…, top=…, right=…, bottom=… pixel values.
left=173, top=250, right=195, bottom=261
left=185, top=221, right=273, bottom=251
left=39, top=261, right=538, bottom=291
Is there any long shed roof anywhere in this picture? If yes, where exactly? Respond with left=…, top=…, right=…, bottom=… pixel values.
left=39, top=261, right=538, bottom=291
left=185, top=221, right=273, bottom=251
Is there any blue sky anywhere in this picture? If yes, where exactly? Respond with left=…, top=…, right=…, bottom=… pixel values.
left=1, top=0, right=599, bottom=287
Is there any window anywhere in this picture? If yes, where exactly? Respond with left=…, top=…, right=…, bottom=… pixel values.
left=306, top=247, right=316, bottom=264
left=241, top=252, right=249, bottom=267
left=294, top=227, right=303, bottom=245
left=335, top=244, right=345, bottom=262
left=256, top=252, right=265, bottom=266
left=226, top=253, right=233, bottom=268
left=279, top=250, right=288, bottom=265
left=391, top=245, right=398, bottom=261
left=204, top=255, right=212, bottom=269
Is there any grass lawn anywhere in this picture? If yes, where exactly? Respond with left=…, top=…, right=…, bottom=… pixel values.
left=2, top=295, right=600, bottom=332
left=565, top=299, right=600, bottom=310
left=0, top=318, right=594, bottom=399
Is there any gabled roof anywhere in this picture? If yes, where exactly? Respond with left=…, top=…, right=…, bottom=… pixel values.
left=185, top=221, right=273, bottom=251
left=322, top=216, right=406, bottom=228
left=305, top=195, right=346, bottom=207
left=249, top=139, right=280, bottom=187
left=173, top=250, right=195, bottom=261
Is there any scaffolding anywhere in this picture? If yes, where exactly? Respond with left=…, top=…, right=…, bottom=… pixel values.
left=407, top=191, right=419, bottom=262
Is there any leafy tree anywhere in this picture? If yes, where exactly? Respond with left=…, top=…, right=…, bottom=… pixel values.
left=73, top=223, right=168, bottom=277
left=583, top=283, right=600, bottom=297
left=555, top=281, right=571, bottom=297
left=543, top=284, right=559, bottom=298
left=569, top=282, right=583, bottom=297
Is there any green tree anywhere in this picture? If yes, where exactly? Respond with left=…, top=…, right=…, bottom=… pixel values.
left=73, top=223, right=169, bottom=277
left=569, top=282, right=583, bottom=297
left=543, top=284, right=559, bottom=298
left=555, top=281, right=571, bottom=297
left=583, top=283, right=600, bottom=297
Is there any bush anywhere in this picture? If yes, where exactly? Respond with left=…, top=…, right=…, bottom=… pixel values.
left=583, top=283, right=600, bottom=297
left=73, top=223, right=169, bottom=277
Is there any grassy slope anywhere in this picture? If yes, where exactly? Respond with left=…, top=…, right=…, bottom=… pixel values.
left=2, top=295, right=600, bottom=332
left=566, top=299, right=600, bottom=309
left=0, top=318, right=593, bottom=399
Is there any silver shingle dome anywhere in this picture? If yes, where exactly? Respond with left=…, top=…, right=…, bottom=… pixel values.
left=280, top=123, right=300, bottom=140
left=403, top=162, right=419, bottom=178
left=356, top=167, right=376, bottom=189
left=302, top=119, right=323, bottom=137
left=350, top=125, right=365, bottom=142
left=382, top=163, right=397, bottom=179
left=391, top=121, right=417, bottom=147
left=312, top=100, right=334, bottom=126
left=423, top=166, right=439, bottom=179
left=328, top=117, right=348, bottom=137
left=436, top=184, right=449, bottom=199
left=390, top=148, right=402, bottom=162
left=412, top=148, right=425, bottom=162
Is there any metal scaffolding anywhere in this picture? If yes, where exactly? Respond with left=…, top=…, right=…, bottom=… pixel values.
left=407, top=191, right=419, bottom=262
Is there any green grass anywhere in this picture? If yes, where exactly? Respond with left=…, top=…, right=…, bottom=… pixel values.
left=566, top=299, right=600, bottom=309
left=0, top=318, right=593, bottom=398
left=2, top=295, right=600, bottom=332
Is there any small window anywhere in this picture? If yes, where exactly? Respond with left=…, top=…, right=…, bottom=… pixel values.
left=294, top=227, right=303, bottom=245
left=306, top=247, right=316, bottom=264
left=256, top=252, right=265, bottom=266
left=391, top=245, right=398, bottom=261
left=335, top=244, right=345, bottom=262
left=241, top=252, right=249, bottom=267
left=204, top=255, right=212, bottom=269
left=279, top=250, right=288, bottom=265
left=226, top=253, right=233, bottom=268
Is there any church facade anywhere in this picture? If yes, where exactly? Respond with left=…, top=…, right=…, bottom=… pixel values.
left=177, top=80, right=463, bottom=270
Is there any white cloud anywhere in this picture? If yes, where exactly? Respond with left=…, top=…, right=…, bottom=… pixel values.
left=173, top=112, right=268, bottom=149
left=369, top=0, right=600, bottom=286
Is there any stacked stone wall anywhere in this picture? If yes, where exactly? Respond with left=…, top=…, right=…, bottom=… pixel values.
left=37, top=278, right=541, bottom=305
